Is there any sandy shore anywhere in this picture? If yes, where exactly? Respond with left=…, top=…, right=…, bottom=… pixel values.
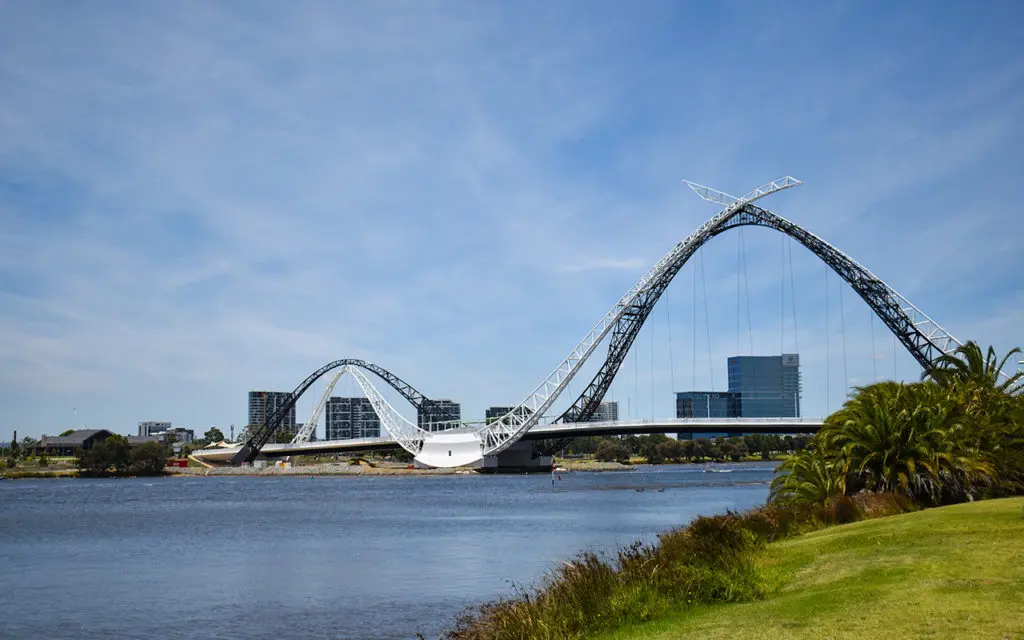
left=171, top=462, right=468, bottom=476
left=555, top=460, right=634, bottom=472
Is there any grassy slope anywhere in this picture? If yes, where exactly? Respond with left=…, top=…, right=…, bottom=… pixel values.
left=602, top=497, right=1024, bottom=640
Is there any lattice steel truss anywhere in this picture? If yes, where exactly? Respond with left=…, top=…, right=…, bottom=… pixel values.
left=232, top=359, right=456, bottom=464
left=233, top=176, right=994, bottom=465
left=473, top=178, right=802, bottom=457
left=536, top=180, right=968, bottom=455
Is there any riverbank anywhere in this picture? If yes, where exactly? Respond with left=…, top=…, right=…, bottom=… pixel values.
left=556, top=460, right=634, bottom=472
left=1, top=468, right=78, bottom=479
left=448, top=496, right=1024, bottom=638
left=599, top=497, right=1024, bottom=639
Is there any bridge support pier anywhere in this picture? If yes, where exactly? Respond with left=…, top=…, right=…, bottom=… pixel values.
left=413, top=438, right=552, bottom=473
left=479, top=441, right=553, bottom=474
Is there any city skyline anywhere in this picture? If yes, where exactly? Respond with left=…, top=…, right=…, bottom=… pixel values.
left=2, top=2, right=1022, bottom=439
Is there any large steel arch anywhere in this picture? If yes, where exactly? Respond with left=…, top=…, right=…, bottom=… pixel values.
left=540, top=188, right=965, bottom=456
left=231, top=359, right=457, bottom=464
left=432, top=178, right=803, bottom=466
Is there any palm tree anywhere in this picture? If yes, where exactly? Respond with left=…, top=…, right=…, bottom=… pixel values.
left=822, top=382, right=990, bottom=504
left=927, top=341, right=1023, bottom=395
left=769, top=447, right=845, bottom=505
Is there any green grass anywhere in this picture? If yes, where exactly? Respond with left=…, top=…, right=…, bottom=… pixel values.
left=599, top=497, right=1024, bottom=640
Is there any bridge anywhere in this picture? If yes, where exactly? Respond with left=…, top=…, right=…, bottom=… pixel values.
left=217, top=176, right=1003, bottom=470
left=193, top=417, right=823, bottom=464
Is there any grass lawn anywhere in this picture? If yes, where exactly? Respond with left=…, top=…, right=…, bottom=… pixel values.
left=600, top=497, right=1024, bottom=640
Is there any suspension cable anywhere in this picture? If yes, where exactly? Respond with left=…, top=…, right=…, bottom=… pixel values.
left=666, top=289, right=677, bottom=395
left=892, top=332, right=898, bottom=380
left=736, top=230, right=742, bottom=356
left=741, top=227, right=754, bottom=355
left=633, top=340, right=639, bottom=420
left=839, top=282, right=849, bottom=396
left=780, top=232, right=786, bottom=355
left=692, top=251, right=698, bottom=391
left=650, top=318, right=655, bottom=420
left=788, top=237, right=800, bottom=355
left=824, top=262, right=831, bottom=415
left=869, top=310, right=878, bottom=382
left=700, top=248, right=715, bottom=390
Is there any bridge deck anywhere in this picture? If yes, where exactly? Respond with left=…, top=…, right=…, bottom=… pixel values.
left=193, top=418, right=822, bottom=463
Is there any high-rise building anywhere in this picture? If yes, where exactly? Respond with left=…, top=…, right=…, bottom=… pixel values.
left=484, top=406, right=533, bottom=423
left=727, top=354, right=801, bottom=417
left=590, top=401, right=619, bottom=422
left=418, top=399, right=461, bottom=432
left=247, top=391, right=297, bottom=432
left=325, top=397, right=380, bottom=440
left=675, top=392, right=740, bottom=418
left=138, top=421, right=171, bottom=436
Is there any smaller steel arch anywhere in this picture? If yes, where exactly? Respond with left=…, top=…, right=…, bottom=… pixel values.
left=232, top=359, right=456, bottom=464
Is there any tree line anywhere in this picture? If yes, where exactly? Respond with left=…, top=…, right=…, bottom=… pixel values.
left=77, top=435, right=169, bottom=476
left=560, top=432, right=812, bottom=464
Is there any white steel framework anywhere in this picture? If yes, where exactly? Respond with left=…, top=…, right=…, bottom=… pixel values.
left=292, top=370, right=345, bottom=444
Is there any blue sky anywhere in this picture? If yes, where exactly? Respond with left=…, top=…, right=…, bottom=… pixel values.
left=1, top=1, right=1022, bottom=439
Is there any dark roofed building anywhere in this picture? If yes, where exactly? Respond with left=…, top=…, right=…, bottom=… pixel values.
left=27, top=429, right=115, bottom=457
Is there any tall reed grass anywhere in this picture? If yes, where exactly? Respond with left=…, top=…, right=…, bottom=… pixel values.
left=446, top=492, right=914, bottom=640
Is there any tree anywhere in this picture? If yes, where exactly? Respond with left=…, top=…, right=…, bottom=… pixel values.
left=769, top=447, right=846, bottom=505
left=204, top=427, right=225, bottom=443
left=928, top=341, right=1024, bottom=395
left=694, top=438, right=713, bottom=460
left=59, top=429, right=75, bottom=436
left=130, top=442, right=168, bottom=475
left=275, top=430, right=296, bottom=444
left=822, top=382, right=991, bottom=504
left=594, top=440, right=629, bottom=463
left=724, top=437, right=748, bottom=461
left=77, top=435, right=131, bottom=475
left=680, top=439, right=698, bottom=461
left=656, top=439, right=685, bottom=463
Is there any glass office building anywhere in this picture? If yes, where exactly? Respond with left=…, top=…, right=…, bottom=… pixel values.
left=247, top=391, right=297, bottom=432
left=325, top=397, right=381, bottom=440
left=591, top=401, right=619, bottom=422
left=675, top=391, right=740, bottom=418
left=417, top=399, right=462, bottom=432
left=727, top=354, right=801, bottom=417
left=485, top=406, right=533, bottom=423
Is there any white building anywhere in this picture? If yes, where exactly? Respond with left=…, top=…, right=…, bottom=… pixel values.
left=138, top=421, right=171, bottom=436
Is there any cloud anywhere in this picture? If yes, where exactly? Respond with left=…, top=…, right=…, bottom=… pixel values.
left=0, top=1, right=1022, bottom=436
left=560, top=258, right=648, bottom=273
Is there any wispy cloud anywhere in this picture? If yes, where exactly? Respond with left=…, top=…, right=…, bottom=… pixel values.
left=0, top=1, right=1022, bottom=436
left=560, top=258, right=648, bottom=273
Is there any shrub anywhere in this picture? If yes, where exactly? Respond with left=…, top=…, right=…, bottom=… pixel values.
left=129, top=442, right=168, bottom=475
left=37, top=456, right=49, bottom=467
left=594, top=440, right=629, bottom=463
left=446, top=491, right=923, bottom=640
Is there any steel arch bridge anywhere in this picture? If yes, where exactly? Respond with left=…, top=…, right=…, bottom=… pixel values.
left=231, top=359, right=457, bottom=465
left=234, top=177, right=983, bottom=468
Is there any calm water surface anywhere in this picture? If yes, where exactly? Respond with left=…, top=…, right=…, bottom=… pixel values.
left=0, top=463, right=774, bottom=639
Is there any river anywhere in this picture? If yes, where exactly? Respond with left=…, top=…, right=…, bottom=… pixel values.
left=0, top=463, right=775, bottom=639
